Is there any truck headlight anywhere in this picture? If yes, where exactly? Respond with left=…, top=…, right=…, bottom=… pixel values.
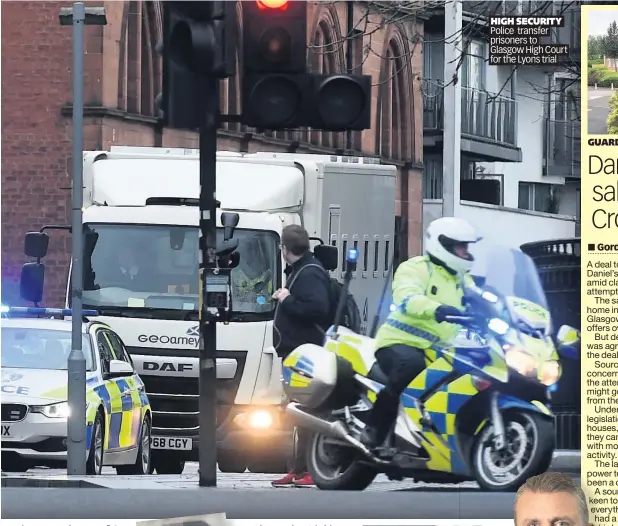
left=248, top=409, right=274, bottom=429
left=32, top=402, right=71, bottom=419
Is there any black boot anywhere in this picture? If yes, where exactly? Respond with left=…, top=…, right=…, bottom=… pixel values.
left=360, top=425, right=381, bottom=449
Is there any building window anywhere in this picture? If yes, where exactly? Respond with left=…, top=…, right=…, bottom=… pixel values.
left=518, top=182, right=561, bottom=214
left=423, top=155, right=443, bottom=199
left=462, top=40, right=485, bottom=90
left=305, top=22, right=343, bottom=149
left=377, top=40, right=409, bottom=160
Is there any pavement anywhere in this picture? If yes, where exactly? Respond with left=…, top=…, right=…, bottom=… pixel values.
left=588, top=87, right=614, bottom=134
left=0, top=452, right=580, bottom=519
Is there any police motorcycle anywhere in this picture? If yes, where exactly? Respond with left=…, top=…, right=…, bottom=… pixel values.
left=282, top=243, right=580, bottom=491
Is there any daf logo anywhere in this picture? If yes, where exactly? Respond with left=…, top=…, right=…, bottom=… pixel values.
left=187, top=326, right=200, bottom=337
left=143, top=361, right=193, bottom=373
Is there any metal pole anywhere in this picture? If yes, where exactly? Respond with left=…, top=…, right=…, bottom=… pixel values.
left=441, top=0, right=462, bottom=217
left=67, top=1, right=87, bottom=476
left=198, top=75, right=220, bottom=487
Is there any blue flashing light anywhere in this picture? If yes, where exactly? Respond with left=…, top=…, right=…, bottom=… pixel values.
left=2, top=307, right=99, bottom=317
left=346, top=248, right=359, bottom=264
left=0, top=305, right=9, bottom=314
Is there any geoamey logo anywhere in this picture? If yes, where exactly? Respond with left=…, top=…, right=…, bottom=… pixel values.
left=137, top=326, right=199, bottom=347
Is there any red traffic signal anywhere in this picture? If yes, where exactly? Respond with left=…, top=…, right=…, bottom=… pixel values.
left=256, top=0, right=290, bottom=10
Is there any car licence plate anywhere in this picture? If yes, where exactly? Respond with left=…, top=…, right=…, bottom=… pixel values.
left=1, top=425, right=12, bottom=438
left=151, top=437, right=192, bottom=451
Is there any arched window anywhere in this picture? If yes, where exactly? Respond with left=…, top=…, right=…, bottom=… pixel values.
left=305, top=21, right=343, bottom=149
left=376, top=39, right=411, bottom=161
left=118, top=1, right=162, bottom=117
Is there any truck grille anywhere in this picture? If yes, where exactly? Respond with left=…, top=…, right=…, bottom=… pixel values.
left=1, top=404, right=28, bottom=423
left=130, top=350, right=246, bottom=437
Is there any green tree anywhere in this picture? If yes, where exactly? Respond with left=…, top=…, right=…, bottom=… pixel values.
left=603, top=21, right=618, bottom=71
left=589, top=35, right=604, bottom=60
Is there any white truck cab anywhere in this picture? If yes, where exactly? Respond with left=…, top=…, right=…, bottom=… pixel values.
left=31, top=147, right=397, bottom=474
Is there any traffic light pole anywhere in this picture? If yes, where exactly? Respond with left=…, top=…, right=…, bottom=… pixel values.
left=198, top=74, right=220, bottom=488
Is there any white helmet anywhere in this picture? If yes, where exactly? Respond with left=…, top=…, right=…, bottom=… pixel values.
left=424, top=217, right=481, bottom=274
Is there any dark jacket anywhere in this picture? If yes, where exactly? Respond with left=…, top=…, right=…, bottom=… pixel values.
left=274, top=251, right=331, bottom=357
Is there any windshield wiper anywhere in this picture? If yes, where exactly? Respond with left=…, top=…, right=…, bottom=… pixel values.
left=85, top=306, right=195, bottom=320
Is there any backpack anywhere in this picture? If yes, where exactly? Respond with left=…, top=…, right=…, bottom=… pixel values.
left=287, top=263, right=362, bottom=333
left=327, top=278, right=362, bottom=333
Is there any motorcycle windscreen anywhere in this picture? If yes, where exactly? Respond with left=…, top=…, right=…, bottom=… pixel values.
left=469, top=242, right=551, bottom=334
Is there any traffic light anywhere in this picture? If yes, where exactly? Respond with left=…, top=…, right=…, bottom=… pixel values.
left=307, top=74, right=372, bottom=131
left=157, top=1, right=236, bottom=129
left=241, top=0, right=372, bottom=131
left=241, top=0, right=308, bottom=129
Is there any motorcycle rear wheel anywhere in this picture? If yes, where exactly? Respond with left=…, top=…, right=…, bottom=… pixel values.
left=471, top=410, right=554, bottom=492
left=306, top=430, right=377, bottom=491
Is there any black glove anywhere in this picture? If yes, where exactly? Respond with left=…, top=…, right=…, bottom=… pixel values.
left=434, top=305, right=464, bottom=323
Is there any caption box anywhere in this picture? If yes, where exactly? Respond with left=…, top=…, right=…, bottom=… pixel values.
left=489, top=16, right=569, bottom=66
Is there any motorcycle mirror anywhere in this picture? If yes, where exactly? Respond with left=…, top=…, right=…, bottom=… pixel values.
left=558, top=344, right=578, bottom=360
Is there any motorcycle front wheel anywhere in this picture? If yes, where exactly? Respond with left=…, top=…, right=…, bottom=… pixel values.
left=471, top=410, right=555, bottom=492
left=306, top=429, right=377, bottom=491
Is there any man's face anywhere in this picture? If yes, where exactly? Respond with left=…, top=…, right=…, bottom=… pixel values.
left=453, top=242, right=471, bottom=260
left=281, top=244, right=292, bottom=265
left=515, top=490, right=587, bottom=526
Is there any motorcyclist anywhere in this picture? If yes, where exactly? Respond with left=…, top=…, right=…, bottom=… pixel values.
left=360, top=217, right=481, bottom=450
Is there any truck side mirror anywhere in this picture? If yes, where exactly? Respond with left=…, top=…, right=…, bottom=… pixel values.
left=24, top=232, right=49, bottom=259
left=221, top=212, right=239, bottom=241
left=314, top=244, right=338, bottom=271
left=20, top=263, right=45, bottom=304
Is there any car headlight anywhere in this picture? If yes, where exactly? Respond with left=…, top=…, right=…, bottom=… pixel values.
left=539, top=360, right=561, bottom=386
left=504, top=348, right=537, bottom=377
left=32, top=401, right=71, bottom=419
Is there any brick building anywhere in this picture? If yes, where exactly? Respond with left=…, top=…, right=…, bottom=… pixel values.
left=1, top=1, right=424, bottom=306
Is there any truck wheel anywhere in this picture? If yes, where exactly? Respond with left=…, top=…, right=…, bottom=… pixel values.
left=247, top=459, right=288, bottom=474
left=218, top=453, right=247, bottom=473
left=153, top=456, right=185, bottom=475
left=116, top=415, right=152, bottom=475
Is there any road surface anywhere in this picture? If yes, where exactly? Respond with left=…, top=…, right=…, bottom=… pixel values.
left=588, top=87, right=613, bottom=134
left=1, top=486, right=520, bottom=519
left=1, top=459, right=580, bottom=520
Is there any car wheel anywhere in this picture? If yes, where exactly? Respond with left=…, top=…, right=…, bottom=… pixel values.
left=116, top=414, right=152, bottom=475
left=1, top=456, right=32, bottom=473
left=86, top=412, right=105, bottom=475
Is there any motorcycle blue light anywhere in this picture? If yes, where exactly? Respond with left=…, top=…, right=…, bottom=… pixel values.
left=488, top=318, right=509, bottom=335
left=346, top=248, right=359, bottom=263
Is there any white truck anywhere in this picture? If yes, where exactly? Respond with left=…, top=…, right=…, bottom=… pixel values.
left=28, top=147, right=397, bottom=474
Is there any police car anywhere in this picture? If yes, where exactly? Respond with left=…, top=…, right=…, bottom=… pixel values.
left=1, top=307, right=152, bottom=475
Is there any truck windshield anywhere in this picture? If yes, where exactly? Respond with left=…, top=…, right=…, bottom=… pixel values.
left=79, top=224, right=280, bottom=321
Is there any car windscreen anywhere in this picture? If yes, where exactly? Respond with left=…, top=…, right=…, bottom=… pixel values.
left=1, top=328, right=94, bottom=371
